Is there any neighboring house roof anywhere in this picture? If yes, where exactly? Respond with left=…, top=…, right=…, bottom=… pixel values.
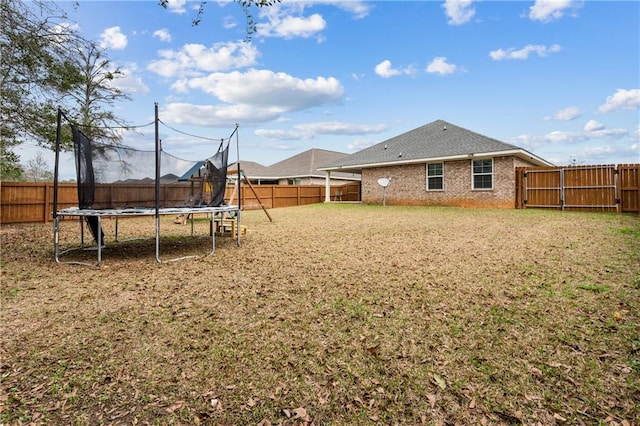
left=232, top=149, right=360, bottom=181
left=265, top=148, right=360, bottom=180
left=319, top=119, right=553, bottom=172
left=228, top=161, right=273, bottom=179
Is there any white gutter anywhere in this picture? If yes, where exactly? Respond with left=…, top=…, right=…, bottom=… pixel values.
left=319, top=149, right=553, bottom=171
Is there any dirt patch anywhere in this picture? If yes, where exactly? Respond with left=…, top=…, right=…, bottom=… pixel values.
left=1, top=204, right=639, bottom=425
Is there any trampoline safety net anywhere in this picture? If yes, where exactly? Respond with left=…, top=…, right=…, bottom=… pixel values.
left=71, top=126, right=230, bottom=210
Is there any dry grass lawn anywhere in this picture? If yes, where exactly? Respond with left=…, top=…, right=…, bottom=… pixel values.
left=1, top=204, right=639, bottom=425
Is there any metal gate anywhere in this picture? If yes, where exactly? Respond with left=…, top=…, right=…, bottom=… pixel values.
left=523, top=165, right=618, bottom=212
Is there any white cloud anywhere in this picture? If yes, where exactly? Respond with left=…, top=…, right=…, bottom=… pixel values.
left=489, top=44, right=561, bottom=60
left=375, top=60, right=401, bottom=78
left=543, top=125, right=627, bottom=144
left=332, top=1, right=372, bottom=19
left=258, top=12, right=326, bottom=39
left=426, top=57, right=462, bottom=75
left=162, top=0, right=187, bottom=14
left=255, top=2, right=369, bottom=40
left=597, top=88, right=640, bottom=113
left=147, top=41, right=259, bottom=78
left=584, top=120, right=604, bottom=132
left=223, top=15, right=237, bottom=30
left=347, top=138, right=377, bottom=151
left=99, top=26, right=127, bottom=50
left=581, top=143, right=640, bottom=163
left=374, top=60, right=415, bottom=78
left=51, top=22, right=81, bottom=44
left=178, top=69, right=344, bottom=113
left=545, top=106, right=580, bottom=121
left=160, top=103, right=282, bottom=127
left=544, top=130, right=586, bottom=144
left=153, top=28, right=172, bottom=42
left=442, top=0, right=475, bottom=26
left=298, top=121, right=388, bottom=136
left=107, top=63, right=149, bottom=95
left=529, top=0, right=580, bottom=23
left=255, top=121, right=387, bottom=141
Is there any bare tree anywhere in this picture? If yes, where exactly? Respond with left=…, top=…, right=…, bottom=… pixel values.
left=65, top=39, right=132, bottom=145
left=23, top=151, right=54, bottom=181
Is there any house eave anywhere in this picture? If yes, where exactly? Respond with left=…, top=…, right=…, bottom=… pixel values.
left=319, top=149, right=553, bottom=172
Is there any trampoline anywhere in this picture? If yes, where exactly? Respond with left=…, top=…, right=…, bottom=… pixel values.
left=52, top=104, right=242, bottom=266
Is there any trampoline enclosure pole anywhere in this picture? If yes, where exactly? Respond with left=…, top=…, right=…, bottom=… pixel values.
left=155, top=103, right=161, bottom=262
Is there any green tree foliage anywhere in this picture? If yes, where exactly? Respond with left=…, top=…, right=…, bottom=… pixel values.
left=0, top=0, right=83, bottom=170
left=159, top=0, right=281, bottom=40
left=0, top=149, right=24, bottom=181
left=1, top=0, right=132, bottom=180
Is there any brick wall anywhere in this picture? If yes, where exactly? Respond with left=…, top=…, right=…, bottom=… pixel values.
left=361, top=156, right=530, bottom=208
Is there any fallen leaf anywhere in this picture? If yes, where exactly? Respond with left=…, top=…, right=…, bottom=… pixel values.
left=432, top=374, right=446, bottom=389
left=293, top=407, right=308, bottom=418
left=553, top=413, right=567, bottom=423
left=530, top=367, right=543, bottom=378
left=165, top=401, right=185, bottom=413
left=247, top=398, right=256, bottom=407
left=210, top=398, right=222, bottom=411
left=469, top=398, right=476, bottom=409
left=427, top=394, right=436, bottom=408
left=257, top=419, right=272, bottom=426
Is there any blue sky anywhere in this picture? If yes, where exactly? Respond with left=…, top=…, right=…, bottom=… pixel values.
left=20, top=0, right=640, bottom=172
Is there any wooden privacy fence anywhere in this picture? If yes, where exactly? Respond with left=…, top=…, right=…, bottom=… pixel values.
left=515, top=164, right=639, bottom=214
left=0, top=181, right=361, bottom=224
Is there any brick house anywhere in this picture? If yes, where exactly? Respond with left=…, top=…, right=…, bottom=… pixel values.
left=319, top=120, right=553, bottom=208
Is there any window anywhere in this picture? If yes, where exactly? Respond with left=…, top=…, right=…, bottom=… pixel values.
left=472, top=159, right=493, bottom=190
left=427, top=162, right=444, bottom=190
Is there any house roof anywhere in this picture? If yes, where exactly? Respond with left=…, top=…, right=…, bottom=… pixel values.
left=232, top=149, right=360, bottom=181
left=265, top=148, right=359, bottom=180
left=319, top=119, right=553, bottom=172
left=228, top=161, right=272, bottom=178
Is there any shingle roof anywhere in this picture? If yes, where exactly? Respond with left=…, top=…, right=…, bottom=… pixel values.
left=228, top=160, right=272, bottom=178
left=230, top=150, right=360, bottom=180
left=266, top=148, right=358, bottom=179
left=319, top=119, right=551, bottom=171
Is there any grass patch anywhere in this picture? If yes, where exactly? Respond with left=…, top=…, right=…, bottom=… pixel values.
left=1, top=205, right=639, bottom=425
left=577, top=283, right=610, bottom=293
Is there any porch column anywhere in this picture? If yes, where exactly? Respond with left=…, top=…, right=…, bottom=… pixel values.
left=324, top=171, right=331, bottom=203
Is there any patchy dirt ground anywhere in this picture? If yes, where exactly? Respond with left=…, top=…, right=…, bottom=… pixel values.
left=1, top=204, right=639, bottom=425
